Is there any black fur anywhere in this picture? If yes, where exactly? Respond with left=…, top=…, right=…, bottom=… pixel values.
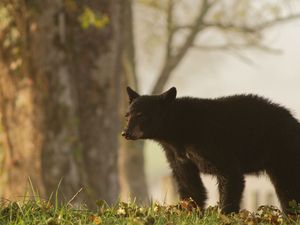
left=122, top=87, right=300, bottom=213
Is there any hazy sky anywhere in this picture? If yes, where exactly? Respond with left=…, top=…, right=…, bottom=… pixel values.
left=172, top=19, right=300, bottom=119
left=136, top=9, right=300, bottom=119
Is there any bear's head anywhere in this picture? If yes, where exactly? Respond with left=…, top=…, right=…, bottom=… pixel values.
left=122, top=87, right=177, bottom=140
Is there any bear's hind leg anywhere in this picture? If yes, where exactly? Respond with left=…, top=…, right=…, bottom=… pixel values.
left=268, top=169, right=300, bottom=213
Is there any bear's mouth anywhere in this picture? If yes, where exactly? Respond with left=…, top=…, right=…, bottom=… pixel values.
left=121, top=130, right=137, bottom=140
left=121, top=127, right=144, bottom=140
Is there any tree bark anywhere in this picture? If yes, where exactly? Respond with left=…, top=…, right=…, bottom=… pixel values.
left=119, top=0, right=149, bottom=204
left=0, top=0, right=122, bottom=207
left=0, top=62, right=44, bottom=199
left=61, top=0, right=122, bottom=207
left=30, top=0, right=84, bottom=203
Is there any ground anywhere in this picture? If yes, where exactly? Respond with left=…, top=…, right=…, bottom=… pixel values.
left=1, top=199, right=300, bottom=225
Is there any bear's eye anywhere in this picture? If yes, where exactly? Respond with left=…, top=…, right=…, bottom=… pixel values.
left=125, top=112, right=129, bottom=118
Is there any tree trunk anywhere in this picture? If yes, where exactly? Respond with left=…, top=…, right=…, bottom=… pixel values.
left=119, top=0, right=149, bottom=204
left=0, top=0, right=122, bottom=207
left=0, top=62, right=44, bottom=199
left=57, top=0, right=122, bottom=207
left=30, top=0, right=84, bottom=203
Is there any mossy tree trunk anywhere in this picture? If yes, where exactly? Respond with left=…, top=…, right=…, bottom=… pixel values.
left=0, top=0, right=122, bottom=207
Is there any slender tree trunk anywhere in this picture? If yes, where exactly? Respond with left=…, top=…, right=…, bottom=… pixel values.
left=119, top=0, right=149, bottom=204
left=0, top=0, right=122, bottom=207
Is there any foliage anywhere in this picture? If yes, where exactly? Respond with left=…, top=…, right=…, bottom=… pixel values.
left=1, top=199, right=300, bottom=225
left=78, top=7, right=109, bottom=29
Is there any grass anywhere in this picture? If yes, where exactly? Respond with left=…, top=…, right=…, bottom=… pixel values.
left=0, top=198, right=300, bottom=225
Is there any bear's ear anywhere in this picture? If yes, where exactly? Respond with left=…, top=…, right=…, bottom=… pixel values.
left=161, top=87, right=177, bottom=103
left=126, top=86, right=140, bottom=103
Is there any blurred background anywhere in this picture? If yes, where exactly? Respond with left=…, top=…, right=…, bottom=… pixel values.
left=0, top=0, right=299, bottom=211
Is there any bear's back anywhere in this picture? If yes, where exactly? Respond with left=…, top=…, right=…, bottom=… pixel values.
left=168, top=94, right=300, bottom=173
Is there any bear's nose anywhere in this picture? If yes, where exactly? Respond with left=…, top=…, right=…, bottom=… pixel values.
left=121, top=130, right=130, bottom=139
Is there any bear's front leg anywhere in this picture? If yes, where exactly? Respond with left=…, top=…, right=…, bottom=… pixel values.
left=217, top=174, right=245, bottom=214
left=165, top=149, right=207, bottom=209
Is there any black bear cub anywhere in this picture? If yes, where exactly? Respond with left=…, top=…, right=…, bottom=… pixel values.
left=122, top=87, right=300, bottom=213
